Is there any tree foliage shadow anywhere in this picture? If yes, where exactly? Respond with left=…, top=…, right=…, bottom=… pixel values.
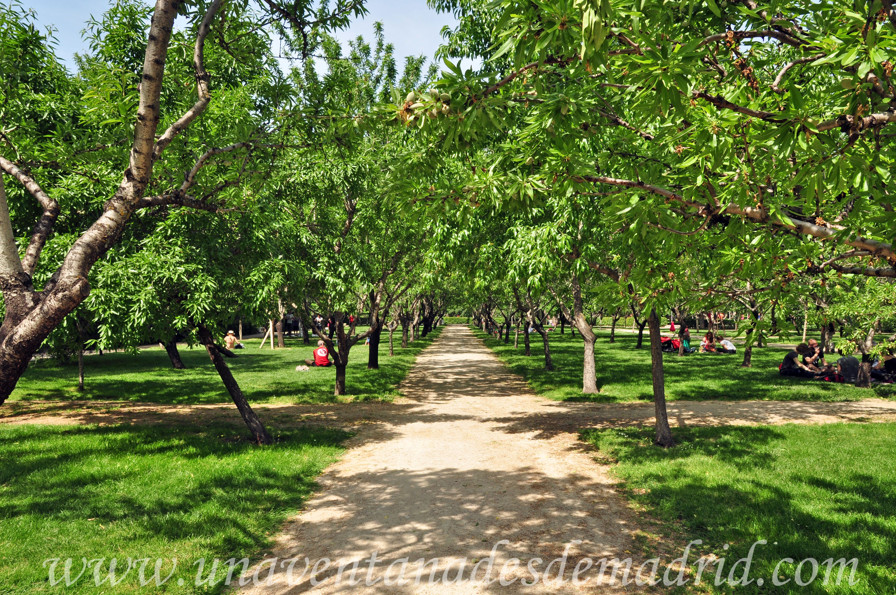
left=581, top=426, right=896, bottom=594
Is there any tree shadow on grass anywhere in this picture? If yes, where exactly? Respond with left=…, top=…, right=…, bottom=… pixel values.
left=579, top=426, right=896, bottom=594
left=13, top=332, right=440, bottom=405
left=0, top=423, right=352, bottom=593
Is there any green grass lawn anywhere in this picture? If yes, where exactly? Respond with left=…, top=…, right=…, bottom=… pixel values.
left=10, top=328, right=441, bottom=405
left=582, top=423, right=896, bottom=594
left=0, top=423, right=348, bottom=594
left=473, top=327, right=889, bottom=402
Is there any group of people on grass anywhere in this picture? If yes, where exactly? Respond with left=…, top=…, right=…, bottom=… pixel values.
left=697, top=330, right=737, bottom=354
left=662, top=327, right=736, bottom=354
left=780, top=338, right=896, bottom=383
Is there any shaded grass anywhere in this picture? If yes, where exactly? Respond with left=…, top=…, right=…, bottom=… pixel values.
left=11, top=328, right=442, bottom=405
left=0, top=423, right=348, bottom=594
left=582, top=423, right=896, bottom=594
left=474, top=327, right=886, bottom=403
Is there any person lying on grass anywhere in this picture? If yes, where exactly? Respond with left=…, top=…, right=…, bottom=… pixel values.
left=304, top=340, right=332, bottom=367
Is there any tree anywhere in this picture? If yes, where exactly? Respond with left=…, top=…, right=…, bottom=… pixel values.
left=0, top=0, right=366, bottom=404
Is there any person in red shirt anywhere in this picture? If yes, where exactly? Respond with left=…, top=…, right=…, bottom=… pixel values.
left=305, top=340, right=332, bottom=367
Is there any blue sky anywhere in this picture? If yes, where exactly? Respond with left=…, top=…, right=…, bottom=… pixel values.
left=23, top=0, right=458, bottom=69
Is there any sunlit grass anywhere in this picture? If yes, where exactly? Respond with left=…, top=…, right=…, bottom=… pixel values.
left=11, top=328, right=442, bottom=405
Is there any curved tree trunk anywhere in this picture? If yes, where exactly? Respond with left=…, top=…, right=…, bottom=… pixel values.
left=163, top=338, right=187, bottom=369
left=569, top=277, right=598, bottom=393
left=648, top=308, right=675, bottom=448
left=609, top=313, right=618, bottom=343
left=197, top=325, right=272, bottom=445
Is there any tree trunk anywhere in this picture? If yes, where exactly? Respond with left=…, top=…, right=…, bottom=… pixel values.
left=535, top=327, right=554, bottom=371
left=523, top=325, right=531, bottom=356
left=504, top=319, right=511, bottom=343
left=802, top=307, right=809, bottom=343
left=163, top=338, right=187, bottom=369
left=335, top=363, right=347, bottom=395
left=570, top=277, right=598, bottom=393
left=742, top=319, right=758, bottom=367
left=582, top=337, right=597, bottom=393
left=856, top=355, right=872, bottom=388
left=197, top=325, right=272, bottom=445
left=401, top=321, right=409, bottom=348
left=367, top=324, right=382, bottom=369
left=388, top=326, right=395, bottom=356
left=610, top=314, right=618, bottom=343
left=635, top=320, right=647, bottom=348
left=514, top=319, right=520, bottom=349
left=648, top=308, right=675, bottom=448
left=77, top=348, right=85, bottom=392
left=300, top=312, right=311, bottom=344
left=825, top=322, right=836, bottom=353
left=276, top=319, right=285, bottom=348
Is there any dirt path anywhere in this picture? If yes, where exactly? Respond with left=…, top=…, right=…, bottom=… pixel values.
left=236, top=325, right=646, bottom=593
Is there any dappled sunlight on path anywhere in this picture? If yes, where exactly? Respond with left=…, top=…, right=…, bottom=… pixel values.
left=240, top=326, right=641, bottom=593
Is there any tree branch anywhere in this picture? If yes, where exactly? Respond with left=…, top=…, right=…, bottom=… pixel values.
left=153, top=0, right=224, bottom=160
left=817, top=111, right=896, bottom=133
left=771, top=54, right=825, bottom=93
left=698, top=29, right=816, bottom=50
left=0, top=173, right=25, bottom=280
left=577, top=174, right=896, bottom=264
left=693, top=91, right=785, bottom=123
left=0, top=154, right=60, bottom=275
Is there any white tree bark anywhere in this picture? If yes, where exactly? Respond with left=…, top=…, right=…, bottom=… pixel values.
left=0, top=175, right=24, bottom=278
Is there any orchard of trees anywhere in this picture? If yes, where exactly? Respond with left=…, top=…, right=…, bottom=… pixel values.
left=3, top=0, right=896, bottom=447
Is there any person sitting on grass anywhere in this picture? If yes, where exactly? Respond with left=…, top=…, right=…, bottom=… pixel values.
left=836, top=356, right=860, bottom=383
left=803, top=338, right=827, bottom=370
left=700, top=331, right=716, bottom=353
left=304, top=340, right=332, bottom=367
left=717, top=335, right=737, bottom=354
left=224, top=330, right=243, bottom=350
left=780, top=343, right=817, bottom=378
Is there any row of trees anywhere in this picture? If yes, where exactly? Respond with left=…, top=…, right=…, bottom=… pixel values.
left=0, top=0, right=453, bottom=443
left=3, top=0, right=896, bottom=448
left=393, top=0, right=896, bottom=446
